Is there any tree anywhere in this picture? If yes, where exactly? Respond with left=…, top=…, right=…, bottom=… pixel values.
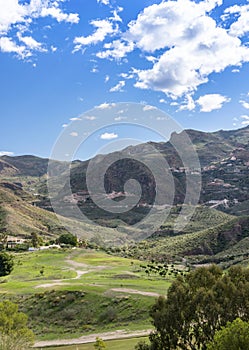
left=57, top=233, right=77, bottom=246
left=141, top=265, right=249, bottom=350
left=0, top=252, right=14, bottom=276
left=207, top=318, right=249, bottom=350
left=0, top=300, right=34, bottom=350
left=0, top=230, right=8, bottom=250
left=94, top=337, right=107, bottom=350
left=30, top=232, right=42, bottom=248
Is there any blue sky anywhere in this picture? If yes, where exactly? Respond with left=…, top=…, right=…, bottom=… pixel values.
left=1, top=0, right=249, bottom=159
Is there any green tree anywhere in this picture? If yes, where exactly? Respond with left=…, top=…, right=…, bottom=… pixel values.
left=30, top=232, right=42, bottom=248
left=0, top=230, right=8, bottom=250
left=0, top=252, right=14, bottom=276
left=141, top=265, right=249, bottom=350
left=207, top=318, right=249, bottom=350
left=57, top=233, right=77, bottom=246
left=94, top=337, right=107, bottom=350
left=0, top=300, right=34, bottom=350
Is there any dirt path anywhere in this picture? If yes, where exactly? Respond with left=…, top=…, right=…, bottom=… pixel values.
left=110, top=288, right=161, bottom=297
left=35, top=253, right=105, bottom=289
left=33, top=329, right=152, bottom=347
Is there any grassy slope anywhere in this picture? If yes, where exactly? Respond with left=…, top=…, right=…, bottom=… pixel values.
left=0, top=182, right=137, bottom=244
left=120, top=206, right=249, bottom=266
left=0, top=249, right=172, bottom=340
left=0, top=183, right=69, bottom=238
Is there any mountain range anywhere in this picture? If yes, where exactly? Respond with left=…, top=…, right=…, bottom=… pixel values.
left=1, top=125, right=249, bottom=264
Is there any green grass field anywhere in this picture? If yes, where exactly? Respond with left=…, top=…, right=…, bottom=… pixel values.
left=0, top=248, right=171, bottom=341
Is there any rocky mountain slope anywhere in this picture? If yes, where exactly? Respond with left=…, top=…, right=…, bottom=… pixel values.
left=1, top=125, right=249, bottom=260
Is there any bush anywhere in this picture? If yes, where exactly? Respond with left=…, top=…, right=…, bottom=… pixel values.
left=57, top=233, right=77, bottom=246
left=0, top=252, right=14, bottom=276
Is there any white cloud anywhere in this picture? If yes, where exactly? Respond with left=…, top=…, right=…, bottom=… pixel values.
left=225, top=4, right=249, bottom=37
left=73, top=19, right=118, bottom=52
left=70, top=132, right=78, bottom=137
left=97, top=0, right=110, bottom=5
left=145, top=56, right=157, bottom=63
left=51, top=45, right=57, bottom=52
left=91, top=67, right=98, bottom=73
left=159, top=98, right=166, bottom=103
left=96, top=102, right=116, bottom=109
left=143, top=105, right=157, bottom=111
left=41, top=7, right=79, bottom=24
left=114, top=116, right=127, bottom=121
left=105, top=75, right=110, bottom=83
left=96, top=0, right=249, bottom=98
left=240, top=100, right=249, bottom=109
left=178, top=94, right=195, bottom=111
left=109, top=80, right=125, bottom=92
left=100, top=132, right=118, bottom=140
left=97, top=39, right=134, bottom=60
left=240, top=115, right=249, bottom=126
left=70, top=117, right=81, bottom=121
left=196, top=94, right=230, bottom=112
left=62, top=124, right=68, bottom=128
left=110, top=8, right=123, bottom=23
left=84, top=116, right=96, bottom=120
left=170, top=101, right=179, bottom=106
left=0, top=0, right=79, bottom=59
left=17, top=33, right=46, bottom=52
left=0, top=151, right=14, bottom=156
left=0, top=36, right=25, bottom=57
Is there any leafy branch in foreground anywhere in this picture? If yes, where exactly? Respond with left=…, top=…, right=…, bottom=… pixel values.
left=0, top=300, right=34, bottom=350
left=207, top=318, right=249, bottom=350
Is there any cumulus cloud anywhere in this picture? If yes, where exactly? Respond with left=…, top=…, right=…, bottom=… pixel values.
left=73, top=8, right=123, bottom=53
left=100, top=132, right=118, bottom=140
left=97, top=39, right=134, bottom=60
left=96, top=102, right=116, bottom=109
left=132, top=0, right=249, bottom=97
left=178, top=94, right=196, bottom=111
left=74, top=19, right=117, bottom=51
left=41, top=6, right=79, bottom=24
left=0, top=151, right=14, bottom=156
left=0, top=36, right=25, bottom=57
left=96, top=0, right=249, bottom=98
left=240, top=100, right=249, bottom=109
left=143, top=105, right=157, bottom=111
left=240, top=115, right=249, bottom=126
left=17, top=33, right=47, bottom=52
left=225, top=4, right=249, bottom=37
left=0, top=0, right=79, bottom=58
left=109, top=80, right=125, bottom=92
left=196, top=94, right=230, bottom=112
